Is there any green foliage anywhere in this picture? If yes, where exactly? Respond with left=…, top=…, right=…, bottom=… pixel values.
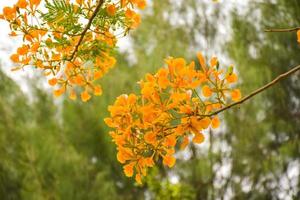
left=225, top=0, right=300, bottom=198
left=146, top=168, right=196, bottom=200
left=43, top=0, right=83, bottom=33
left=0, top=71, right=130, bottom=199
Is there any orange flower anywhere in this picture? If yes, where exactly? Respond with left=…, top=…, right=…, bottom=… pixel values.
left=31, top=42, right=40, bottom=52
left=81, top=90, right=91, bottom=102
left=3, top=7, right=16, bottom=21
left=165, top=136, right=176, bottom=147
left=157, top=68, right=169, bottom=89
left=9, top=31, right=17, bottom=37
left=123, top=163, right=135, bottom=177
left=121, top=0, right=128, bottom=7
left=69, top=90, right=77, bottom=100
left=52, top=54, right=61, bottom=61
left=144, top=157, right=154, bottom=167
left=10, top=54, right=19, bottom=63
left=22, top=57, right=31, bottom=65
left=17, top=45, right=29, bottom=55
left=2, top=0, right=148, bottom=103
left=125, top=9, right=134, bottom=18
left=29, top=0, right=41, bottom=7
left=144, top=132, right=156, bottom=144
left=75, top=75, right=85, bottom=86
left=48, top=78, right=57, bottom=86
left=53, top=87, right=65, bottom=97
left=17, top=0, right=28, bottom=9
left=202, top=85, right=212, bottom=97
left=192, top=132, right=205, bottom=144
left=198, top=117, right=211, bottom=129
left=76, top=0, right=83, bottom=5
left=163, top=155, right=176, bottom=168
left=197, top=52, right=207, bottom=72
left=131, top=13, right=141, bottom=28
left=106, top=53, right=241, bottom=184
left=180, top=136, right=189, bottom=150
left=94, top=71, right=102, bottom=80
left=135, top=174, right=142, bottom=185
left=190, top=116, right=202, bottom=131
left=106, top=4, right=116, bottom=16
left=297, top=30, right=300, bottom=43
left=117, top=152, right=126, bottom=164
left=226, top=73, right=238, bottom=83
left=231, top=89, right=241, bottom=101
left=141, top=82, right=155, bottom=98
left=94, top=85, right=103, bottom=96
left=137, top=0, right=146, bottom=9
left=104, top=118, right=114, bottom=127
left=125, top=9, right=141, bottom=28
left=25, top=34, right=33, bottom=42
left=211, top=116, right=220, bottom=129
left=210, top=56, right=218, bottom=67
left=117, top=148, right=133, bottom=164
left=127, top=94, right=137, bottom=105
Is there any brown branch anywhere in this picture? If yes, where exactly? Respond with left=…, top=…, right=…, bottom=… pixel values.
left=68, top=0, right=105, bottom=61
left=206, top=64, right=300, bottom=117
left=163, top=65, right=300, bottom=134
left=265, top=27, right=300, bottom=33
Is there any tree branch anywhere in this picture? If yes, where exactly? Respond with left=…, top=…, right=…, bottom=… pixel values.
left=265, top=27, right=300, bottom=33
left=68, top=0, right=105, bottom=61
left=206, top=64, right=300, bottom=117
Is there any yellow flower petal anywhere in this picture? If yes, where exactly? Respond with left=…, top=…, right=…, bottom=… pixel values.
left=202, top=85, right=213, bottom=97
left=81, top=90, right=91, bottom=102
left=192, top=133, right=205, bottom=144
left=231, top=89, right=241, bottom=101
left=211, top=116, right=220, bottom=129
left=163, top=155, right=176, bottom=168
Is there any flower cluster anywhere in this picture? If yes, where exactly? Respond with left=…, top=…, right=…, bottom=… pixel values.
left=0, top=0, right=146, bottom=101
left=105, top=53, right=241, bottom=184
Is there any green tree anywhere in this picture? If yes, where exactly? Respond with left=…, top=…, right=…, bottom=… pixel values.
left=0, top=70, right=121, bottom=199
left=224, top=0, right=300, bottom=198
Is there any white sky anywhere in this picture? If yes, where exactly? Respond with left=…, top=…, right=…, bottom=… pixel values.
left=0, top=1, right=32, bottom=93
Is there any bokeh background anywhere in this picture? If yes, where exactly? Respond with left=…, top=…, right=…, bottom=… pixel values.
left=0, top=0, right=299, bottom=199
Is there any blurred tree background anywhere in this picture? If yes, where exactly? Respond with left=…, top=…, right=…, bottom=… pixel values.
left=0, top=0, right=299, bottom=199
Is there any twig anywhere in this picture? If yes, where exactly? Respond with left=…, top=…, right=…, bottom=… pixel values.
left=207, top=65, right=300, bottom=117
left=161, top=65, right=300, bottom=132
left=265, top=27, right=300, bottom=33
left=68, top=0, right=105, bottom=61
